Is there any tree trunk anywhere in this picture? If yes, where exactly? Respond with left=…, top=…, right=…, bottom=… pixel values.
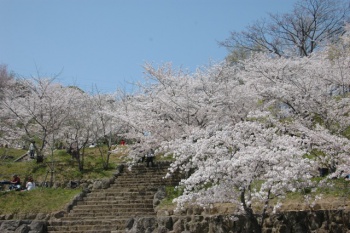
left=240, top=189, right=261, bottom=233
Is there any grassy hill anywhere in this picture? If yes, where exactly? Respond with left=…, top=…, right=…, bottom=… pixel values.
left=0, top=145, right=129, bottom=216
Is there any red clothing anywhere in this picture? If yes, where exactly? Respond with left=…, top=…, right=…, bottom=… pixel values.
left=11, top=176, right=20, bottom=185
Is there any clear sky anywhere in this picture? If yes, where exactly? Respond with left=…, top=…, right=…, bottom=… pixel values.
left=1, top=0, right=297, bottom=93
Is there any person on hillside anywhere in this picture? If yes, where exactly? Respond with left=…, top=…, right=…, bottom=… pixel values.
left=25, top=177, right=35, bottom=191
left=2, top=174, right=22, bottom=191
left=29, top=141, right=35, bottom=159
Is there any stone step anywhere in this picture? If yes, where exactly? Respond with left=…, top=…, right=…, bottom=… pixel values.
left=101, top=186, right=159, bottom=191
left=112, top=181, right=172, bottom=185
left=49, top=218, right=128, bottom=226
left=68, top=208, right=154, bottom=217
left=67, top=212, right=156, bottom=218
left=118, top=174, right=174, bottom=179
left=120, top=174, right=168, bottom=178
left=73, top=203, right=153, bottom=210
left=121, top=169, right=175, bottom=174
left=48, top=225, right=121, bottom=232
left=82, top=197, right=153, bottom=203
left=110, top=182, right=177, bottom=188
left=76, top=200, right=152, bottom=205
left=49, top=216, right=156, bottom=232
left=114, top=176, right=178, bottom=180
left=113, top=177, right=172, bottom=182
left=47, top=162, right=180, bottom=233
left=84, top=194, right=154, bottom=200
left=83, top=196, right=154, bottom=200
left=122, top=170, right=170, bottom=175
left=70, top=207, right=154, bottom=213
left=48, top=230, right=112, bottom=233
left=121, top=172, right=168, bottom=176
left=118, top=170, right=169, bottom=174
left=58, top=215, right=154, bottom=221
left=82, top=197, right=153, bottom=202
left=124, top=175, right=179, bottom=178
left=123, top=165, right=171, bottom=170
left=85, top=190, right=155, bottom=195
left=116, top=173, right=169, bottom=177
left=110, top=184, right=177, bottom=189
left=112, top=179, right=179, bottom=184
left=84, top=194, right=155, bottom=199
left=117, top=169, right=174, bottom=174
left=116, top=176, right=178, bottom=181
left=83, top=194, right=153, bottom=199
left=115, top=172, right=178, bottom=177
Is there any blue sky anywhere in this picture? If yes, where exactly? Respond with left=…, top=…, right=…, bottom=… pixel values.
left=1, top=0, right=296, bottom=93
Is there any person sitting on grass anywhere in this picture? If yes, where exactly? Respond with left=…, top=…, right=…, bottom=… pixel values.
left=25, top=177, right=35, bottom=191
left=1, top=174, right=22, bottom=191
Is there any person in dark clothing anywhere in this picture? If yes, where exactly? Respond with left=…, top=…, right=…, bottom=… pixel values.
left=146, top=149, right=155, bottom=167
left=0, top=174, right=21, bottom=190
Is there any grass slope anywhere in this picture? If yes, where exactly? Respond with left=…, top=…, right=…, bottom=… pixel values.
left=0, top=146, right=128, bottom=216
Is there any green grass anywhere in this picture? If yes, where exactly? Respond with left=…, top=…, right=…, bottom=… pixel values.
left=0, top=147, right=27, bottom=160
left=311, top=177, right=350, bottom=197
left=158, top=186, right=183, bottom=208
left=0, top=188, right=81, bottom=215
left=0, top=146, right=127, bottom=182
left=0, top=146, right=129, bottom=216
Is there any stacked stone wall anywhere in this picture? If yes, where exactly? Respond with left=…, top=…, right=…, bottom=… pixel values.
left=1, top=209, right=348, bottom=233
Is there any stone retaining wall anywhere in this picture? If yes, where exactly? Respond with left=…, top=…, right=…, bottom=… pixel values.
left=1, top=209, right=349, bottom=233
left=126, top=209, right=350, bottom=233
left=0, top=220, right=47, bottom=233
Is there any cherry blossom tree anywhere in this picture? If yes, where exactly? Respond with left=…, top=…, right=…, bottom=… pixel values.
left=89, top=91, right=125, bottom=170
left=168, top=118, right=313, bottom=232
left=0, top=64, right=14, bottom=99
left=0, top=65, right=17, bottom=148
left=113, top=62, right=316, bottom=231
left=239, top=39, right=350, bottom=172
left=62, top=89, right=94, bottom=171
left=113, top=62, right=259, bottom=162
left=111, top=27, right=350, bottom=232
left=0, top=78, right=83, bottom=161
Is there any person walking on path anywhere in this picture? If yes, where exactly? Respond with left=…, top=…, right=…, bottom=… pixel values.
left=146, top=149, right=155, bottom=167
left=29, top=141, right=35, bottom=159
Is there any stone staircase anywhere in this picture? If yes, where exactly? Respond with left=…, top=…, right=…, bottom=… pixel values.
left=47, top=162, right=180, bottom=233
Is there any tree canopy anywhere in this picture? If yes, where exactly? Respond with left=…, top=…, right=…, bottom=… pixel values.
left=221, top=0, right=350, bottom=61
left=109, top=25, right=350, bottom=232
